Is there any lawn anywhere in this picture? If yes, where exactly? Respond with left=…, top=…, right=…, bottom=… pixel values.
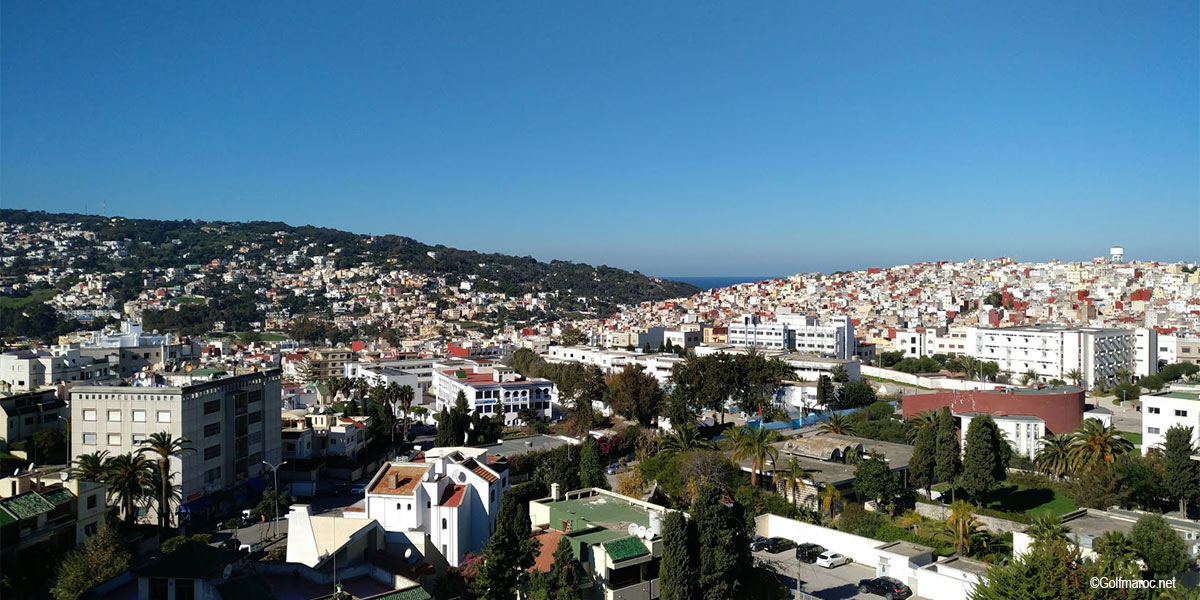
left=173, top=296, right=207, bottom=305
left=983, top=483, right=1076, bottom=518
left=1119, top=430, right=1142, bottom=446
left=0, top=288, right=57, bottom=308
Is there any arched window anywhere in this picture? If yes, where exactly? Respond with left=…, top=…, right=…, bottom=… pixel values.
left=442, top=518, right=448, bottom=530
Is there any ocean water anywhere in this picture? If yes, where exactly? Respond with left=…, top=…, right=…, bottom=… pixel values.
left=667, top=276, right=780, bottom=290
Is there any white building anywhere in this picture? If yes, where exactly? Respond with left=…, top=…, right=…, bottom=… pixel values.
left=957, top=412, right=1045, bottom=459
left=777, top=313, right=857, bottom=359
left=0, top=347, right=116, bottom=392
left=662, top=328, right=702, bottom=350
left=972, top=325, right=1139, bottom=389
left=728, top=314, right=790, bottom=351
left=1141, top=388, right=1200, bottom=455
left=69, top=369, right=283, bottom=522
left=354, top=447, right=509, bottom=567
left=432, top=366, right=555, bottom=426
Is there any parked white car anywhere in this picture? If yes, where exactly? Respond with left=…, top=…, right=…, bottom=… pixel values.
left=815, top=551, right=852, bottom=568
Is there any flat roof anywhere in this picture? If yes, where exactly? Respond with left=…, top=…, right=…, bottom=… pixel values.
left=747, top=433, right=914, bottom=488
left=926, top=556, right=991, bottom=577
left=540, top=490, right=657, bottom=533
left=485, top=435, right=575, bottom=458
left=876, top=540, right=933, bottom=558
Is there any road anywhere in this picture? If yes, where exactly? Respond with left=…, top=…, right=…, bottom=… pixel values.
left=754, top=548, right=885, bottom=600
left=1092, top=393, right=1142, bottom=435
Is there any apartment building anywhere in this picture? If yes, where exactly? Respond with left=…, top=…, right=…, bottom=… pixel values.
left=0, top=387, right=67, bottom=450
left=972, top=325, right=1139, bottom=388
left=0, top=468, right=109, bottom=571
left=777, top=314, right=857, bottom=359
left=281, top=408, right=368, bottom=461
left=662, top=328, right=702, bottom=350
left=1141, top=387, right=1200, bottom=455
left=528, top=486, right=669, bottom=600
left=542, top=346, right=683, bottom=387
left=303, top=348, right=356, bottom=380
left=69, top=369, right=282, bottom=522
left=353, top=447, right=509, bottom=567
left=345, top=357, right=475, bottom=397
left=75, top=320, right=197, bottom=377
left=728, top=314, right=790, bottom=351
left=0, top=346, right=115, bottom=392
left=432, top=366, right=555, bottom=426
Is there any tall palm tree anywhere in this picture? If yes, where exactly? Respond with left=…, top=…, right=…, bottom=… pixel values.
left=1065, top=369, right=1083, bottom=387
left=1021, top=369, right=1040, bottom=385
left=1027, top=513, right=1071, bottom=551
left=69, top=450, right=111, bottom=482
left=819, top=484, right=841, bottom=520
left=1034, top=434, right=1074, bottom=480
left=353, top=378, right=372, bottom=414
left=777, top=457, right=808, bottom=507
left=944, top=500, right=980, bottom=556
left=906, top=411, right=940, bottom=442
left=106, top=453, right=155, bottom=524
left=662, top=424, right=713, bottom=455
left=1069, top=418, right=1134, bottom=472
left=819, top=412, right=857, bottom=436
left=323, top=377, right=343, bottom=405
left=397, top=384, right=416, bottom=441
left=729, top=426, right=780, bottom=487
left=1094, top=531, right=1138, bottom=572
left=138, top=432, right=195, bottom=529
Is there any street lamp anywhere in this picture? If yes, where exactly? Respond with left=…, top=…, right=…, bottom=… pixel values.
left=261, top=460, right=288, bottom=539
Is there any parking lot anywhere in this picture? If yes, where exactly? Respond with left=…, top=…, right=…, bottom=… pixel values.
left=753, top=548, right=883, bottom=600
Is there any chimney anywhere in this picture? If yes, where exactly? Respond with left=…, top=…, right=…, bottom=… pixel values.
left=551, top=482, right=561, bottom=501
left=393, top=473, right=401, bottom=488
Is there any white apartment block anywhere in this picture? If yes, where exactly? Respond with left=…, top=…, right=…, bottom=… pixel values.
left=662, top=328, right=702, bottom=349
left=353, top=447, right=509, bottom=567
left=972, top=325, right=1139, bottom=389
left=1141, top=388, right=1200, bottom=455
left=345, top=357, right=476, bottom=397
left=69, top=370, right=283, bottom=521
left=777, top=314, right=857, bottom=360
left=0, top=346, right=116, bottom=393
left=958, top=412, right=1045, bottom=459
left=728, top=315, right=790, bottom=351
left=893, top=330, right=926, bottom=358
left=281, top=408, right=368, bottom=461
left=432, top=365, right=555, bottom=426
left=543, top=345, right=684, bottom=387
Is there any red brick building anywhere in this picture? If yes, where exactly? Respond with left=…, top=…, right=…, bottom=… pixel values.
left=901, top=386, right=1086, bottom=435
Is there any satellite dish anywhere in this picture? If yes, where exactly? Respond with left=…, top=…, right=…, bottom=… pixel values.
left=222, top=564, right=233, bottom=579
left=627, top=523, right=639, bottom=537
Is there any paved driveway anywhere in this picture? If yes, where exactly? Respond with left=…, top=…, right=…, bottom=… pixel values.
left=754, top=549, right=885, bottom=600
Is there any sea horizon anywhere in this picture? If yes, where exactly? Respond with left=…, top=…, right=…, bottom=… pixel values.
left=664, top=276, right=783, bottom=290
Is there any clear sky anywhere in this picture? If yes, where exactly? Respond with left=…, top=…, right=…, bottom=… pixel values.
left=3, top=2, right=1197, bottom=276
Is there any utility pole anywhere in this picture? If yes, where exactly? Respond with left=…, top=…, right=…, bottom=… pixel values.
left=261, top=460, right=288, bottom=540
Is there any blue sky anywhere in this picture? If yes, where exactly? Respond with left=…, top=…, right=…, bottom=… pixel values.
left=3, top=2, right=1197, bottom=276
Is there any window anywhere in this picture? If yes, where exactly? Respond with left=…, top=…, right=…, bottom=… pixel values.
left=204, top=422, right=221, bottom=437
left=1148, top=427, right=1161, bottom=434
left=248, top=411, right=262, bottom=424
left=87, top=494, right=98, bottom=509
left=205, top=445, right=221, bottom=460
left=204, top=399, right=221, bottom=414
left=107, top=409, right=121, bottom=421
left=148, top=578, right=168, bottom=600
left=157, top=411, right=171, bottom=423
left=82, top=432, right=97, bottom=445
left=82, top=409, right=97, bottom=422
left=1149, top=407, right=1161, bottom=415
left=132, top=410, right=146, bottom=423
left=442, top=518, right=447, bottom=530
left=84, top=522, right=98, bottom=536
left=133, top=433, right=147, bottom=444
left=1176, top=410, right=1188, bottom=417
left=108, top=433, right=121, bottom=446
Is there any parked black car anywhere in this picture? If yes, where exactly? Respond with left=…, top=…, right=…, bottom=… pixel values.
left=794, top=543, right=826, bottom=563
left=749, top=536, right=770, bottom=552
left=858, top=576, right=912, bottom=600
left=761, top=537, right=797, bottom=553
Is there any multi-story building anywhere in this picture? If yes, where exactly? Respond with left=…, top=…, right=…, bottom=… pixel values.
left=432, top=366, right=555, bottom=426
left=302, top=348, right=356, bottom=381
left=971, top=325, right=1139, bottom=389
left=662, top=328, right=702, bottom=350
left=528, top=486, right=670, bottom=600
left=728, top=314, right=790, bottom=351
left=69, top=369, right=283, bottom=522
left=1141, top=387, right=1200, bottom=455
left=0, top=346, right=115, bottom=392
left=777, top=314, right=857, bottom=359
left=0, top=468, right=109, bottom=571
left=353, top=446, right=509, bottom=567
left=75, top=320, right=196, bottom=377
left=0, top=388, right=67, bottom=450
left=281, top=408, right=368, bottom=461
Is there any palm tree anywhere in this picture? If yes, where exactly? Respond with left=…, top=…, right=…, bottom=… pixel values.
left=1027, top=513, right=1071, bottom=551
left=818, top=484, right=841, bottom=520
left=843, top=446, right=862, bottom=466
left=1065, top=369, right=1083, bottom=387
left=906, top=411, right=939, bottom=442
left=409, top=406, right=429, bottom=425
left=729, top=426, right=780, bottom=487
left=662, top=424, right=713, bottom=455
left=1034, top=434, right=1074, bottom=480
left=1069, top=418, right=1134, bottom=472
left=397, top=384, right=416, bottom=441
left=353, top=378, right=371, bottom=414
left=324, top=377, right=344, bottom=405
left=138, top=432, right=195, bottom=529
left=819, top=412, right=857, bottom=436
left=1094, top=530, right=1138, bottom=572
left=944, top=500, right=980, bottom=556
left=106, top=453, right=155, bottom=524
left=69, top=450, right=111, bottom=482
left=1021, top=369, right=1040, bottom=385
left=777, top=457, right=809, bottom=507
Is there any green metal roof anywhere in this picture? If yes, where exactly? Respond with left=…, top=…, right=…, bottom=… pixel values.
left=364, top=587, right=433, bottom=600
left=1162, top=392, right=1200, bottom=400
left=0, top=506, right=17, bottom=527
left=42, top=488, right=75, bottom=505
left=603, top=537, right=649, bottom=562
left=0, top=492, right=55, bottom=520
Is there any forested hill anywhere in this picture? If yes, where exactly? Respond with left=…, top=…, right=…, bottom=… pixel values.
left=0, top=209, right=699, bottom=312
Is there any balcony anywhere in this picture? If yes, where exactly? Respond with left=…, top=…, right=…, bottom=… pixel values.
left=606, top=579, right=658, bottom=600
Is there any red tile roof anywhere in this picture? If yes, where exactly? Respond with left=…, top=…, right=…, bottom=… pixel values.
left=370, top=465, right=430, bottom=496
left=529, top=530, right=563, bottom=573
left=440, top=484, right=467, bottom=508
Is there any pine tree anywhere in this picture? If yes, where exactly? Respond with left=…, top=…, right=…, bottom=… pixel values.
left=1162, top=425, right=1200, bottom=515
left=693, top=483, right=750, bottom=600
left=816, top=375, right=835, bottom=406
left=51, top=524, right=131, bottom=600
left=934, top=407, right=962, bottom=502
left=473, top=494, right=539, bottom=600
left=579, top=435, right=608, bottom=489
left=551, top=535, right=581, bottom=600
left=960, top=415, right=1004, bottom=502
left=909, top=424, right=937, bottom=497
left=659, top=511, right=699, bottom=600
